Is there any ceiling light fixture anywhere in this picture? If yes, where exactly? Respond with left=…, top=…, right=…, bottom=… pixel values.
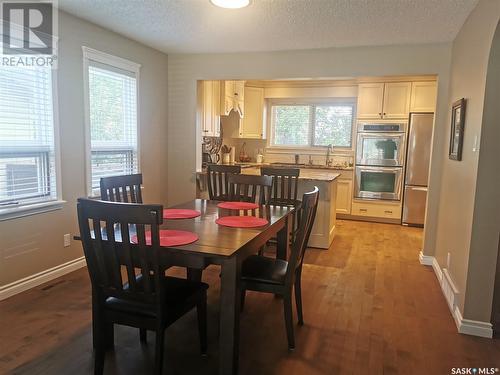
left=210, top=0, right=250, bottom=9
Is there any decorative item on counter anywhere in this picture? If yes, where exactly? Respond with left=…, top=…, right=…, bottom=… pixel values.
left=202, top=136, right=222, bottom=164
left=256, top=149, right=264, bottom=164
left=294, top=154, right=300, bottom=164
left=221, top=145, right=232, bottom=164
left=239, top=142, right=251, bottom=162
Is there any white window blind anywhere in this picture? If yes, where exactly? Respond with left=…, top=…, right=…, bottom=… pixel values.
left=86, top=59, right=138, bottom=195
left=271, top=101, right=355, bottom=148
left=0, top=66, right=57, bottom=207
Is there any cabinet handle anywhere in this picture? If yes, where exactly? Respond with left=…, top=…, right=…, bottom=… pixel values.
left=203, top=130, right=209, bottom=133
left=383, top=113, right=387, bottom=116
left=378, top=112, right=382, bottom=115
left=359, top=208, right=368, bottom=212
left=234, top=93, right=238, bottom=96
left=384, top=210, right=393, bottom=214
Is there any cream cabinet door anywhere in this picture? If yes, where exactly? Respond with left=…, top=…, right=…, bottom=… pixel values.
left=336, top=178, right=352, bottom=214
left=239, top=86, right=264, bottom=139
left=410, top=81, right=437, bottom=112
left=201, top=81, right=220, bottom=137
left=357, top=83, right=385, bottom=119
left=382, top=82, right=411, bottom=119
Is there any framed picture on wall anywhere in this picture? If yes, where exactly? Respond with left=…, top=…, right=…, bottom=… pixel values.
left=449, top=98, right=466, bottom=161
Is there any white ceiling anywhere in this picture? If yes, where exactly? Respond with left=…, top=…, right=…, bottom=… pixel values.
left=58, top=0, right=478, bottom=54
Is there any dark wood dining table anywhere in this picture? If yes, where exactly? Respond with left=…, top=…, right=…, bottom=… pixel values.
left=77, top=198, right=294, bottom=375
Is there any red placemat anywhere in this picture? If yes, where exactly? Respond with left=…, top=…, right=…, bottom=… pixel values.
left=217, top=201, right=259, bottom=210
left=163, top=209, right=201, bottom=219
left=132, top=230, right=198, bottom=247
left=215, top=216, right=268, bottom=228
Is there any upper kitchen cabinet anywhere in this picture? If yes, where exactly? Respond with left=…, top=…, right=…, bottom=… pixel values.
left=357, top=83, right=385, bottom=119
left=239, top=86, right=265, bottom=139
left=410, top=81, right=437, bottom=112
left=221, top=80, right=245, bottom=117
left=357, top=82, right=411, bottom=119
left=199, top=80, right=221, bottom=137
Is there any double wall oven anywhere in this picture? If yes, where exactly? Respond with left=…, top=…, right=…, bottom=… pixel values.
left=355, top=122, right=406, bottom=201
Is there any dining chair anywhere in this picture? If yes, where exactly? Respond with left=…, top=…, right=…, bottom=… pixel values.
left=207, top=164, right=241, bottom=201
left=100, top=173, right=143, bottom=203
left=228, top=174, right=273, bottom=205
left=260, top=167, right=300, bottom=207
left=261, top=167, right=302, bottom=246
left=239, top=186, right=319, bottom=350
left=77, top=198, right=208, bottom=375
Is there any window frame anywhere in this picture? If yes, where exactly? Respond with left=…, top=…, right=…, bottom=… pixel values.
left=82, top=46, right=141, bottom=197
left=267, top=98, right=356, bottom=151
left=0, top=66, right=64, bottom=221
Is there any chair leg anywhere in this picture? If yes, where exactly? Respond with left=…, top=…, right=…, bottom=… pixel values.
left=140, top=328, right=147, bottom=344
left=197, top=295, right=208, bottom=355
left=295, top=277, right=304, bottom=326
left=94, top=346, right=105, bottom=375
left=154, top=329, right=165, bottom=375
left=283, top=294, right=295, bottom=350
left=104, top=323, right=114, bottom=350
left=240, top=289, right=246, bottom=312
left=93, top=313, right=106, bottom=375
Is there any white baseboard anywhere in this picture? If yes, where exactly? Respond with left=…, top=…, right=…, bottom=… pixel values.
left=419, top=250, right=434, bottom=266
left=0, top=256, right=87, bottom=301
left=418, top=253, right=493, bottom=339
left=454, top=305, right=493, bottom=338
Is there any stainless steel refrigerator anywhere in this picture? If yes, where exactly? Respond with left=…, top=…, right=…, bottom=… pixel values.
left=403, top=113, right=434, bottom=226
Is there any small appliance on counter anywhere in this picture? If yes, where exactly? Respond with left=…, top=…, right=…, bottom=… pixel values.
left=256, top=149, right=264, bottom=164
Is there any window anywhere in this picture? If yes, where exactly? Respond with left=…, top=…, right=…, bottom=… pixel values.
left=270, top=101, right=355, bottom=148
left=83, top=47, right=140, bottom=196
left=0, top=66, right=58, bottom=208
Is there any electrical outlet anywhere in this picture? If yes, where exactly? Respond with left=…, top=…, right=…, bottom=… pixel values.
left=64, top=234, right=71, bottom=247
left=447, top=252, right=451, bottom=269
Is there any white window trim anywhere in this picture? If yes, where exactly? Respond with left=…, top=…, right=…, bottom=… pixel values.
left=0, top=64, right=64, bottom=221
left=82, top=46, right=141, bottom=197
left=266, top=98, right=357, bottom=153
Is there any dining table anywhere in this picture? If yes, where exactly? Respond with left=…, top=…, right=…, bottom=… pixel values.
left=76, top=198, right=294, bottom=375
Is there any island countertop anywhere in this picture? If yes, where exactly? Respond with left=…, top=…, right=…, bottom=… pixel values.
left=196, top=166, right=340, bottom=182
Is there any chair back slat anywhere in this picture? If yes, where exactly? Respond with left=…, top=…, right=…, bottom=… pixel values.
left=207, top=164, right=241, bottom=201
left=261, top=167, right=300, bottom=206
left=228, top=174, right=272, bottom=205
left=77, top=198, right=163, bottom=307
left=100, top=174, right=143, bottom=203
left=285, top=187, right=319, bottom=285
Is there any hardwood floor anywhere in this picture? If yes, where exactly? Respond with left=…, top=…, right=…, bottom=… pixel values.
left=1, top=220, right=499, bottom=374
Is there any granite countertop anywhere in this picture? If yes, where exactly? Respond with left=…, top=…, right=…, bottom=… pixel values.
left=196, top=166, right=340, bottom=182
left=240, top=167, right=340, bottom=182
left=228, top=162, right=353, bottom=171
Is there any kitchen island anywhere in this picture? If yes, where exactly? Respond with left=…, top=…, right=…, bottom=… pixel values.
left=196, top=166, right=339, bottom=249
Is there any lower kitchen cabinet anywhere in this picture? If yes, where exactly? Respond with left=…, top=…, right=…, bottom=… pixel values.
left=336, top=176, right=353, bottom=215
left=351, top=200, right=402, bottom=221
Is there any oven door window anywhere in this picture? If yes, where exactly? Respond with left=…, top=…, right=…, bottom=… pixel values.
left=357, top=133, right=405, bottom=166
left=360, top=171, right=396, bottom=193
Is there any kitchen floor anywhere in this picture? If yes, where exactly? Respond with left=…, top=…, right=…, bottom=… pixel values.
left=1, top=220, right=499, bottom=374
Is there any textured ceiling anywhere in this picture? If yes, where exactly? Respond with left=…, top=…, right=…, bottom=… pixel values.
left=58, top=0, right=478, bottom=54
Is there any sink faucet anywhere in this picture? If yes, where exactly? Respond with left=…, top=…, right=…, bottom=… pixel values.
left=326, top=144, right=333, bottom=166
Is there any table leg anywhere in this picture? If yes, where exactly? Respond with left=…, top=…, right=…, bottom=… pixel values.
left=219, top=257, right=241, bottom=375
left=276, top=216, right=291, bottom=261
left=187, top=267, right=203, bottom=282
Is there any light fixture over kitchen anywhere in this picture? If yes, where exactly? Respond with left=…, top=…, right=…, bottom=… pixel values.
left=210, top=0, right=250, bottom=9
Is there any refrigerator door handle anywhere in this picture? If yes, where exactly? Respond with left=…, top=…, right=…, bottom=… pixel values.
left=408, top=186, right=428, bottom=192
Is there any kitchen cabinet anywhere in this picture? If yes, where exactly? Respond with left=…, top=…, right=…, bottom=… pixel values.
left=351, top=200, right=402, bottom=220
left=336, top=177, right=352, bottom=215
left=410, top=81, right=437, bottom=112
left=238, top=86, right=264, bottom=139
left=199, top=80, right=221, bottom=137
left=357, top=82, right=411, bottom=119
left=221, top=80, right=245, bottom=117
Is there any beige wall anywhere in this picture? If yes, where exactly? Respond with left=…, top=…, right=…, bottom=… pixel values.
left=0, top=11, right=169, bottom=287
left=433, top=0, right=499, bottom=321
